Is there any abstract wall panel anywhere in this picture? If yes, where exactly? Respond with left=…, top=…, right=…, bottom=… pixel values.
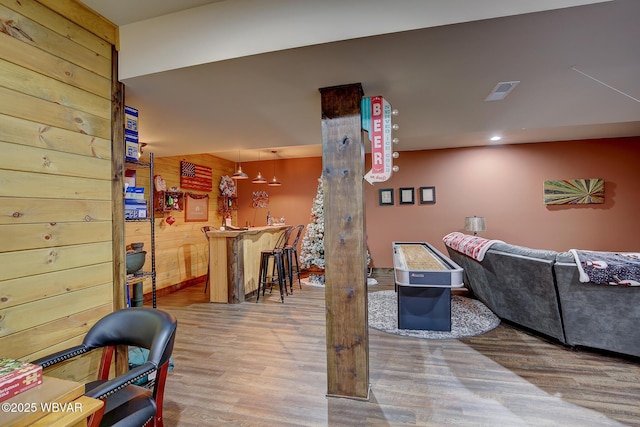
left=543, top=178, right=604, bottom=204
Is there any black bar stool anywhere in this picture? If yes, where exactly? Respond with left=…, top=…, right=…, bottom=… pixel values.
left=257, top=226, right=292, bottom=303
left=284, top=225, right=304, bottom=293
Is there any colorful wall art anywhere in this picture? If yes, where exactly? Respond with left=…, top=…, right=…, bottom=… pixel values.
left=543, top=178, right=604, bottom=205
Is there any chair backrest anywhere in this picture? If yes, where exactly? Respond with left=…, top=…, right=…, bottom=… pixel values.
left=274, top=226, right=293, bottom=250
left=83, top=307, right=177, bottom=368
left=287, top=224, right=305, bottom=248
left=201, top=226, right=212, bottom=241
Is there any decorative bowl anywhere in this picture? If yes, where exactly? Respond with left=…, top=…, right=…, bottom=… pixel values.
left=126, top=251, right=147, bottom=274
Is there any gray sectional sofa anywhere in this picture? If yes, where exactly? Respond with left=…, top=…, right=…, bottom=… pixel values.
left=445, top=237, right=640, bottom=359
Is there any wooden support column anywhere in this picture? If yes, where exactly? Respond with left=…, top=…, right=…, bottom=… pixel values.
left=320, top=83, right=369, bottom=400
left=111, top=47, right=128, bottom=376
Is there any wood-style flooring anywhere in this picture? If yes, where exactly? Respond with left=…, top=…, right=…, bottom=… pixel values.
left=156, top=273, right=640, bottom=426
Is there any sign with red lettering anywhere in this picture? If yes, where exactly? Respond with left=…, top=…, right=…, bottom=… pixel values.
left=362, top=96, right=393, bottom=184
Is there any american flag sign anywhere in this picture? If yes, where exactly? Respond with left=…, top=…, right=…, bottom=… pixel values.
left=180, top=161, right=212, bottom=191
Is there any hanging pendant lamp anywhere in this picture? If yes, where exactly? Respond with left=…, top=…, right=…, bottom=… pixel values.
left=252, top=150, right=267, bottom=184
left=232, top=150, right=248, bottom=180
left=267, top=150, right=281, bottom=187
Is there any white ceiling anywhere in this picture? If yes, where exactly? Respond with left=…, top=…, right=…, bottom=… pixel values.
left=80, top=0, right=640, bottom=161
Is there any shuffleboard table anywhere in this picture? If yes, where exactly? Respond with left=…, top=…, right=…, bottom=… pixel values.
left=392, top=242, right=464, bottom=331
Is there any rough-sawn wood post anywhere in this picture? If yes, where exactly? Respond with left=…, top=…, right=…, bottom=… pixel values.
left=320, top=83, right=370, bottom=400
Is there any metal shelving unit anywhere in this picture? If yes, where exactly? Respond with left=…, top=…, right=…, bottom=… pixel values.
left=125, top=152, right=156, bottom=308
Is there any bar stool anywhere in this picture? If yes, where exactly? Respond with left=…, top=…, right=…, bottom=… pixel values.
left=257, top=226, right=292, bottom=303
left=284, top=225, right=304, bottom=293
left=201, top=226, right=213, bottom=293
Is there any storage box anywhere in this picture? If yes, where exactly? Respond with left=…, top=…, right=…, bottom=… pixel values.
left=0, top=358, right=43, bottom=403
left=125, top=132, right=139, bottom=162
left=125, top=207, right=148, bottom=220
left=125, top=106, right=139, bottom=133
left=125, top=199, right=148, bottom=219
left=125, top=187, right=145, bottom=200
left=125, top=169, right=137, bottom=188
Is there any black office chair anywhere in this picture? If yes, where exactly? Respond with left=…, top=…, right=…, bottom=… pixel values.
left=284, top=224, right=304, bottom=292
left=33, top=308, right=178, bottom=427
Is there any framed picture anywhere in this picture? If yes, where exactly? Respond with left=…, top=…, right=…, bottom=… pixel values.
left=379, top=188, right=394, bottom=206
left=399, top=187, right=415, bottom=205
left=419, top=186, right=436, bottom=204
left=543, top=178, right=604, bottom=205
left=184, top=193, right=209, bottom=222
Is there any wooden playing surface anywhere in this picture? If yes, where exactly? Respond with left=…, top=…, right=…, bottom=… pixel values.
left=397, top=244, right=447, bottom=271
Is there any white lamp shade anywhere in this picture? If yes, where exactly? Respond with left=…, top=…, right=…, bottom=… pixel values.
left=464, top=216, right=486, bottom=233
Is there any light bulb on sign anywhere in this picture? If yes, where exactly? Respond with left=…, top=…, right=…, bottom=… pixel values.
left=392, top=124, right=399, bottom=131
left=392, top=152, right=399, bottom=158
left=393, top=138, right=399, bottom=144
left=392, top=109, right=399, bottom=116
left=392, top=165, right=399, bottom=173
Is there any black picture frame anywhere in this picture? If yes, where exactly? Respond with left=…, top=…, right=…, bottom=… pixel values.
left=379, top=188, right=394, bottom=206
left=399, top=187, right=415, bottom=205
left=419, top=186, right=436, bottom=204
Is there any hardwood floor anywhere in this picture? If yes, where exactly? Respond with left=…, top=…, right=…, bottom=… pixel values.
left=156, top=274, right=640, bottom=426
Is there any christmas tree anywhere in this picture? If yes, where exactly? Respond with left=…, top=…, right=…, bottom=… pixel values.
left=300, top=178, right=325, bottom=285
left=300, top=177, right=371, bottom=286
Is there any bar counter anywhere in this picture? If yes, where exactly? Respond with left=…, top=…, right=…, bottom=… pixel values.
left=206, top=225, right=288, bottom=303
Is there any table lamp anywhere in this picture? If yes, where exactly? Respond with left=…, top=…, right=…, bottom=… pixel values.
left=464, top=216, right=486, bottom=235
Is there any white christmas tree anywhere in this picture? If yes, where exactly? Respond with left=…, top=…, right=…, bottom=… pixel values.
left=300, top=177, right=372, bottom=287
left=300, top=178, right=325, bottom=283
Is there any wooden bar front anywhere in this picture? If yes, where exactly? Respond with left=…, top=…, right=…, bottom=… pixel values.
left=206, top=226, right=288, bottom=303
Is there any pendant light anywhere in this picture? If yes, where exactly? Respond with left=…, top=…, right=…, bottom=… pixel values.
left=252, top=150, right=267, bottom=184
left=267, top=150, right=281, bottom=187
left=232, top=150, right=248, bottom=180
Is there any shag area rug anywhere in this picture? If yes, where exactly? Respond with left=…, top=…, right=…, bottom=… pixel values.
left=368, top=290, right=500, bottom=339
left=300, top=277, right=378, bottom=287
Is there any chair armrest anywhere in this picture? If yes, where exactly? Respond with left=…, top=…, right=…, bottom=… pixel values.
left=32, top=345, right=89, bottom=368
left=85, top=362, right=157, bottom=400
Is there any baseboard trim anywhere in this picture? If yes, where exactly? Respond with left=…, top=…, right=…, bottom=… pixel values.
left=143, top=275, right=204, bottom=303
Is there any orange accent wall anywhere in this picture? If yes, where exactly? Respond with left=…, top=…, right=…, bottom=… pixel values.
left=235, top=157, right=323, bottom=230
left=236, top=137, right=640, bottom=268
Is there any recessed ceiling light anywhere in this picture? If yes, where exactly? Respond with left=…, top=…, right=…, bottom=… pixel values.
left=490, top=136, right=501, bottom=141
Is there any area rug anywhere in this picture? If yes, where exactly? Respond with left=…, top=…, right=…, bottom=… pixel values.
left=368, top=290, right=500, bottom=339
left=300, top=277, right=378, bottom=287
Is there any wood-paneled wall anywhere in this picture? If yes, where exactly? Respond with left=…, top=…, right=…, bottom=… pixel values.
left=0, top=0, right=117, bottom=380
left=126, top=153, right=235, bottom=296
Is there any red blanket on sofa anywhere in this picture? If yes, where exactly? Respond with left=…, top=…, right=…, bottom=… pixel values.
left=443, top=232, right=503, bottom=262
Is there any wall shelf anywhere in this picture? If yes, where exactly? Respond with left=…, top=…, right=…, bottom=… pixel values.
left=154, top=190, right=184, bottom=212
left=218, top=195, right=237, bottom=214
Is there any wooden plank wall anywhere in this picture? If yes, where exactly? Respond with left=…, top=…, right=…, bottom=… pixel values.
left=126, top=153, right=235, bottom=296
left=0, top=0, right=117, bottom=380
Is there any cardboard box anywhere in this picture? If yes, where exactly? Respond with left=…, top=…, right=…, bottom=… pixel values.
left=125, top=169, right=137, bottom=188
left=125, top=187, right=145, bottom=200
left=0, top=358, right=43, bottom=403
left=125, top=132, right=139, bottom=162
left=125, top=199, right=148, bottom=219
left=125, top=106, right=139, bottom=133
left=125, top=208, right=147, bottom=220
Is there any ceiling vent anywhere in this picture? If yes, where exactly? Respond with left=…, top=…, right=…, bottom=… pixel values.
left=485, top=81, right=520, bottom=101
